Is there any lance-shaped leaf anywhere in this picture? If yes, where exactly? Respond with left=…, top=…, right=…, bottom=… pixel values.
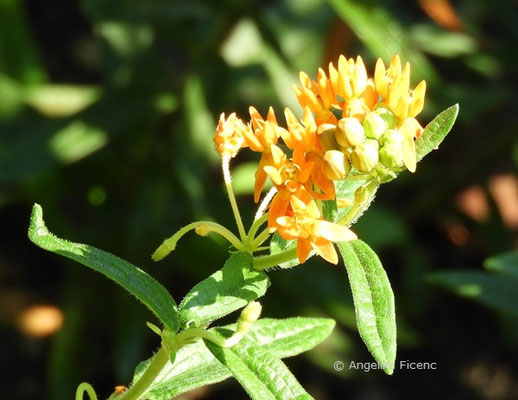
left=28, top=204, right=179, bottom=331
left=484, top=250, right=518, bottom=279
left=338, top=240, right=396, bottom=374
left=205, top=336, right=313, bottom=400
left=133, top=318, right=335, bottom=400
left=428, top=271, right=518, bottom=317
left=416, top=104, right=459, bottom=162
left=179, top=252, right=269, bottom=328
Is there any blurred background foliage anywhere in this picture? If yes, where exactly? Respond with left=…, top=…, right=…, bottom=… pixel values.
left=1, top=0, right=518, bottom=399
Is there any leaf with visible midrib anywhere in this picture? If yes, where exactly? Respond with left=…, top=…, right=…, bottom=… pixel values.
left=338, top=240, right=396, bottom=374
left=28, top=203, right=179, bottom=332
left=179, top=252, right=269, bottom=328
left=206, top=336, right=313, bottom=400
left=416, top=104, right=459, bottom=162
left=134, top=317, right=335, bottom=400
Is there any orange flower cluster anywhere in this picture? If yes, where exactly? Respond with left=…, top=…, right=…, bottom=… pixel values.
left=213, top=55, right=426, bottom=264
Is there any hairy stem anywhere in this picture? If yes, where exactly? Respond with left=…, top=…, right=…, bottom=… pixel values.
left=120, top=347, right=169, bottom=400
left=253, top=247, right=298, bottom=270
left=222, top=155, right=247, bottom=241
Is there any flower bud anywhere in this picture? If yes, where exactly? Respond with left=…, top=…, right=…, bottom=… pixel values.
left=379, top=129, right=404, bottom=147
left=374, top=103, right=397, bottom=129
left=379, top=143, right=403, bottom=168
left=324, top=150, right=350, bottom=180
left=363, top=112, right=387, bottom=140
left=319, top=130, right=340, bottom=152
left=335, top=118, right=365, bottom=148
left=351, top=140, right=379, bottom=172
left=195, top=223, right=210, bottom=236
left=240, top=301, right=262, bottom=324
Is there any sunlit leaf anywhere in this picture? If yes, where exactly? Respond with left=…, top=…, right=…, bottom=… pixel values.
left=179, top=252, right=269, bottom=328
left=28, top=204, right=179, bottom=331
left=338, top=240, right=396, bottom=374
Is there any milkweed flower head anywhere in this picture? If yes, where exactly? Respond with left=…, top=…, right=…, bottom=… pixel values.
left=213, top=54, right=427, bottom=265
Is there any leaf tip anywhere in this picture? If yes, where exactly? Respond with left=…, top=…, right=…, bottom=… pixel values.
left=28, top=203, right=48, bottom=243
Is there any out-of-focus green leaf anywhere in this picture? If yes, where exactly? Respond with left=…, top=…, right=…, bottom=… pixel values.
left=184, top=74, right=219, bottom=164
left=220, top=19, right=263, bottom=67
left=484, top=251, right=518, bottom=279
left=416, top=104, right=459, bottom=162
left=49, top=120, right=108, bottom=163
left=428, top=271, right=518, bottom=317
left=97, top=21, right=154, bottom=56
left=0, top=0, right=47, bottom=84
left=179, top=252, right=269, bottom=328
left=338, top=240, right=396, bottom=374
left=354, top=206, right=409, bottom=249
left=327, top=0, right=438, bottom=83
left=206, top=336, right=313, bottom=400
left=232, top=161, right=272, bottom=195
left=410, top=24, right=477, bottom=57
left=0, top=73, right=23, bottom=118
left=134, top=318, right=334, bottom=399
left=28, top=204, right=179, bottom=332
left=25, top=85, right=100, bottom=117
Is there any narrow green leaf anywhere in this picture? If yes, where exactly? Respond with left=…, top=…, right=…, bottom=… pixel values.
left=134, top=317, right=334, bottom=400
left=28, top=204, right=179, bottom=332
left=205, top=336, right=313, bottom=400
left=338, top=240, right=396, bottom=374
left=428, top=271, right=518, bottom=316
left=179, top=252, right=269, bottom=328
left=484, top=251, right=518, bottom=280
left=416, top=104, right=459, bottom=162
left=327, top=0, right=438, bottom=83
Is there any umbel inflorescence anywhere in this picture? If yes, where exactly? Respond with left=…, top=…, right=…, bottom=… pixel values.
left=214, top=55, right=426, bottom=266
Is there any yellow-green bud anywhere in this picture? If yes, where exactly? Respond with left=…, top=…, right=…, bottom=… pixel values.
left=336, top=118, right=365, bottom=148
left=319, top=130, right=340, bottom=152
left=324, top=150, right=351, bottom=180
left=351, top=141, right=379, bottom=172
left=374, top=104, right=397, bottom=129
left=363, top=112, right=387, bottom=140
left=379, top=143, right=403, bottom=168
left=379, top=129, right=404, bottom=147
left=240, top=301, right=262, bottom=324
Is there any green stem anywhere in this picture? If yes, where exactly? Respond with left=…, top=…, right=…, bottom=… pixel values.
left=222, top=155, right=247, bottom=241
left=246, top=214, right=268, bottom=244
left=75, top=383, right=98, bottom=400
left=251, top=228, right=271, bottom=250
left=120, top=347, right=169, bottom=400
left=253, top=247, right=298, bottom=270
left=338, top=181, right=379, bottom=227
left=152, top=221, right=242, bottom=261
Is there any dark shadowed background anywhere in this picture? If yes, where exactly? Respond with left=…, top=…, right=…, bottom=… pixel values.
left=1, top=0, right=518, bottom=399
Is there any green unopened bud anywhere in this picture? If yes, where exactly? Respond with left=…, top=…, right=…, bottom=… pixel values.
left=379, top=143, right=403, bottom=168
left=351, top=140, right=379, bottom=172
left=379, top=129, right=404, bottom=147
left=336, top=118, right=365, bottom=148
left=324, top=150, right=350, bottom=180
left=374, top=104, right=397, bottom=129
left=363, top=112, right=387, bottom=140
left=239, top=301, right=262, bottom=324
left=319, top=130, right=340, bottom=151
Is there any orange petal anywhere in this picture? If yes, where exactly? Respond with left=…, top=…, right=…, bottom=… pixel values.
left=268, top=190, right=291, bottom=229
left=314, top=221, right=357, bottom=242
left=311, top=238, right=339, bottom=264
left=297, top=238, right=312, bottom=263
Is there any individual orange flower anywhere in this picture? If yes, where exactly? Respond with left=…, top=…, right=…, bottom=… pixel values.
left=213, top=112, right=249, bottom=158
left=282, top=107, right=319, bottom=152
left=241, top=107, right=288, bottom=202
left=293, top=71, right=337, bottom=124
left=263, top=144, right=314, bottom=229
left=276, top=196, right=357, bottom=264
left=328, top=55, right=377, bottom=121
left=374, top=55, right=426, bottom=121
